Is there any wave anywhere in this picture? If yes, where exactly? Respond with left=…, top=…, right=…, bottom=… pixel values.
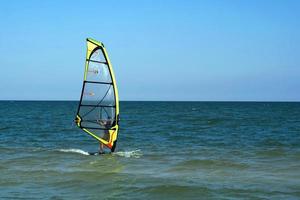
left=0, top=126, right=10, bottom=131
left=113, top=149, right=143, bottom=158
left=58, top=149, right=89, bottom=155
left=57, top=148, right=142, bottom=158
left=169, top=159, right=249, bottom=171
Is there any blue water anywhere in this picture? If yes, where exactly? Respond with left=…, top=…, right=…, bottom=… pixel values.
left=1, top=101, right=300, bottom=199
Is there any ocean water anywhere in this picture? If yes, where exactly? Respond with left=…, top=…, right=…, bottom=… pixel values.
left=0, top=101, right=300, bottom=199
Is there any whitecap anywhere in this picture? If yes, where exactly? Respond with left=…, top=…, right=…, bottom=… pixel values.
left=58, top=148, right=89, bottom=155
left=113, top=149, right=143, bottom=158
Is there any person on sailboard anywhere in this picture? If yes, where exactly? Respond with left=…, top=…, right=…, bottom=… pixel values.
left=98, top=119, right=112, bottom=154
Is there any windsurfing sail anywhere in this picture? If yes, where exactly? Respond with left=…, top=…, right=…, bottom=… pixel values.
left=75, top=38, right=119, bottom=152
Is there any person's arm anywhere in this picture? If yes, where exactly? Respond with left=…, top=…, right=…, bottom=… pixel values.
left=98, top=119, right=105, bottom=126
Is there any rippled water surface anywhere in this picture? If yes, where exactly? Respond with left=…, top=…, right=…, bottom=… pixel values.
left=1, top=101, right=300, bottom=199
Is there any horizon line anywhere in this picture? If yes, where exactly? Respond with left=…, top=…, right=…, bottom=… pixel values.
left=0, top=99, right=299, bottom=103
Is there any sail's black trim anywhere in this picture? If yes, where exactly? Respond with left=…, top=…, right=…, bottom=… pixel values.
left=86, top=59, right=107, bottom=64
left=80, top=104, right=116, bottom=108
left=89, top=47, right=107, bottom=62
left=111, top=140, right=117, bottom=152
left=87, top=38, right=101, bottom=47
left=76, top=82, right=86, bottom=117
left=84, top=80, right=113, bottom=85
left=81, top=126, right=116, bottom=131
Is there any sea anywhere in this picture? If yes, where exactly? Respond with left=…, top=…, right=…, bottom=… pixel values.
left=0, top=101, right=299, bottom=199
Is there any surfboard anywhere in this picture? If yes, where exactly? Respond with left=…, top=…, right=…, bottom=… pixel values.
left=88, top=152, right=106, bottom=156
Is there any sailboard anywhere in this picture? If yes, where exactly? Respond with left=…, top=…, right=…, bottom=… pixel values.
left=75, top=38, right=119, bottom=152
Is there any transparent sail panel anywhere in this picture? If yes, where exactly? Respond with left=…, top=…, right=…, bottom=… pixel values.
left=79, top=106, right=115, bottom=124
left=86, top=62, right=112, bottom=83
left=81, top=83, right=115, bottom=106
left=90, top=48, right=106, bottom=62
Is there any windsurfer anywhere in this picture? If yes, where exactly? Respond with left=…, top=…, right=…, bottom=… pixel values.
left=98, top=119, right=111, bottom=154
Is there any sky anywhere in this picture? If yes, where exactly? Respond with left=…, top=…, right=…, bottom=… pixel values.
left=0, top=0, right=299, bottom=101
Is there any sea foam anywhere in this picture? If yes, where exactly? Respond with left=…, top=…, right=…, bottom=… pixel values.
left=58, top=148, right=89, bottom=155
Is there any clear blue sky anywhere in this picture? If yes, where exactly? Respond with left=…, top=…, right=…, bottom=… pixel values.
left=0, top=0, right=299, bottom=101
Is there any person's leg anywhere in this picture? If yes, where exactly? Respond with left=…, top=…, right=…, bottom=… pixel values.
left=99, top=142, right=104, bottom=153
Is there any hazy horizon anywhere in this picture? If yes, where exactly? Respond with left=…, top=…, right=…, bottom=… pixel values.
left=1, top=99, right=299, bottom=103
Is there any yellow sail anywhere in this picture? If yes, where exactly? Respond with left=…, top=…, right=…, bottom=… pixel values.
left=75, top=38, right=119, bottom=152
